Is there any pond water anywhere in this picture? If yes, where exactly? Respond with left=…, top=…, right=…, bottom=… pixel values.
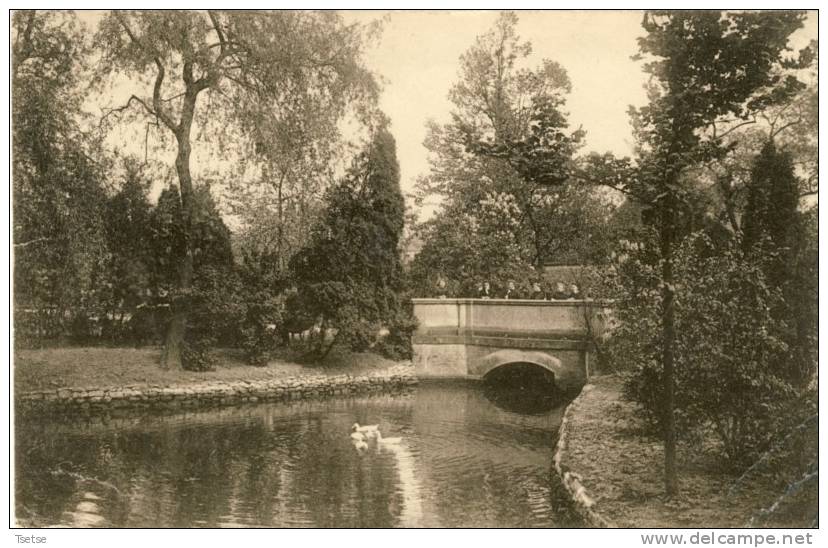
left=15, top=380, right=579, bottom=528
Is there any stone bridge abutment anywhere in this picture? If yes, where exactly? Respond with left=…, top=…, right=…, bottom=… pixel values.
left=411, top=299, right=609, bottom=390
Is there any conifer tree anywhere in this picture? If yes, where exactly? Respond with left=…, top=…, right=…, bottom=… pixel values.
left=291, top=123, right=412, bottom=359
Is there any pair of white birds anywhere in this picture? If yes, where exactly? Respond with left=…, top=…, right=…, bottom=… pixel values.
left=350, top=423, right=402, bottom=451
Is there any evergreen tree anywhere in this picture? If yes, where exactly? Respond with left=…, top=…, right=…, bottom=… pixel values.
left=742, top=142, right=817, bottom=387
left=742, top=142, right=801, bottom=279
left=151, top=184, right=234, bottom=289
left=151, top=184, right=238, bottom=368
left=290, top=124, right=413, bottom=359
left=13, top=11, right=109, bottom=344
left=101, top=162, right=155, bottom=340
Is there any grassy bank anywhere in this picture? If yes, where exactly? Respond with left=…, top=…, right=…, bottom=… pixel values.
left=14, top=346, right=403, bottom=394
left=561, top=376, right=816, bottom=528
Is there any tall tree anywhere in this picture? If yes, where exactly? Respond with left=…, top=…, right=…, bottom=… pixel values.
left=100, top=161, right=155, bottom=338
left=95, top=10, right=378, bottom=368
left=229, top=89, right=352, bottom=272
left=290, top=123, right=409, bottom=359
left=742, top=142, right=816, bottom=387
left=413, top=12, right=594, bottom=279
left=12, top=10, right=109, bottom=341
left=618, top=11, right=808, bottom=496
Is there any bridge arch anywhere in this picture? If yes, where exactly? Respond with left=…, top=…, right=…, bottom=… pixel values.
left=411, top=299, right=605, bottom=389
left=476, top=349, right=564, bottom=380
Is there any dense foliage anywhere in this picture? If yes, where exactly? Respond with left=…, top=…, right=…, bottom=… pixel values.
left=742, top=142, right=818, bottom=388
left=600, top=10, right=811, bottom=495
left=11, top=11, right=818, bottom=508
left=93, top=10, right=379, bottom=368
left=12, top=11, right=110, bottom=346
left=609, top=233, right=796, bottom=466
left=409, top=12, right=614, bottom=297
left=290, top=125, right=416, bottom=360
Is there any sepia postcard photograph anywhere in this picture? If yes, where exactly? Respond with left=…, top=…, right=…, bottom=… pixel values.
left=9, top=4, right=819, bottom=537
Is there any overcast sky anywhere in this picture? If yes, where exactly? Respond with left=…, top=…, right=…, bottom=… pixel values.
left=345, top=10, right=816, bottom=208
left=355, top=11, right=647, bottom=180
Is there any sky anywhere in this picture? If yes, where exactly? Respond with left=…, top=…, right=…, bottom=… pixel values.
left=343, top=10, right=816, bottom=213
left=354, top=11, right=647, bottom=182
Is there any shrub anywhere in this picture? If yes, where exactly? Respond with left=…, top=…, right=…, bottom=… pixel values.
left=181, top=338, right=216, bottom=372
left=606, top=233, right=796, bottom=467
left=376, top=302, right=418, bottom=360
left=67, top=312, right=97, bottom=345
left=126, top=305, right=165, bottom=346
left=239, top=291, right=286, bottom=365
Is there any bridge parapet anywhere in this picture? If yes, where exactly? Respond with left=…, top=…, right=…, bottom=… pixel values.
left=412, top=298, right=609, bottom=339
left=411, top=298, right=611, bottom=387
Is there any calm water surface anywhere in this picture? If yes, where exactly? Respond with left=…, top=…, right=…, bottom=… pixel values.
left=16, top=381, right=578, bottom=528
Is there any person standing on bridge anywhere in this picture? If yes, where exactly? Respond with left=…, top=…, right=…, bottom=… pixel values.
left=436, top=275, right=448, bottom=299
left=568, top=283, right=581, bottom=300
left=530, top=282, right=545, bottom=300
left=504, top=281, right=517, bottom=300
left=479, top=281, right=492, bottom=299
left=552, top=282, right=568, bottom=300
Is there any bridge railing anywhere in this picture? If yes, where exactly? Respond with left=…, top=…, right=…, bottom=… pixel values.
left=411, top=298, right=611, bottom=340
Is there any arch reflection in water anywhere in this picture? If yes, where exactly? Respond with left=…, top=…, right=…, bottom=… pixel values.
left=482, top=362, right=561, bottom=415
left=16, top=383, right=578, bottom=528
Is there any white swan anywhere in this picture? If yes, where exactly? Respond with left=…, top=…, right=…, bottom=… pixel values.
left=350, top=432, right=367, bottom=442
left=352, top=423, right=380, bottom=438
left=353, top=439, right=368, bottom=451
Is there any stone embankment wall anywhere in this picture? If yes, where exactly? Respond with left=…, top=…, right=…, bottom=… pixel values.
left=16, top=364, right=417, bottom=415
left=554, top=383, right=616, bottom=528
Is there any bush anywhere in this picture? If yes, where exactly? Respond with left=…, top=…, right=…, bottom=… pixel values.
left=13, top=308, right=62, bottom=348
left=175, top=265, right=243, bottom=365
left=375, top=302, right=418, bottom=360
left=605, top=233, right=796, bottom=467
left=126, top=305, right=165, bottom=346
left=68, top=312, right=98, bottom=345
left=181, top=338, right=216, bottom=371
left=334, top=308, right=377, bottom=354
left=238, top=292, right=286, bottom=365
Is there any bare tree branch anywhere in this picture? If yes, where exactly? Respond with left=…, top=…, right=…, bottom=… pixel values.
left=710, top=117, right=757, bottom=141
left=114, top=11, right=177, bottom=131
left=13, top=237, right=54, bottom=249
left=100, top=94, right=158, bottom=127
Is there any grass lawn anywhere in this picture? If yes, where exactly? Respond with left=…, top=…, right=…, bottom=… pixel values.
left=14, top=345, right=404, bottom=393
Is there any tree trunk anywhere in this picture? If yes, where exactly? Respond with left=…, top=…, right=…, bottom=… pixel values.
left=277, top=171, right=284, bottom=271
left=160, top=94, right=197, bottom=370
left=320, top=328, right=340, bottom=361
left=660, top=199, right=678, bottom=497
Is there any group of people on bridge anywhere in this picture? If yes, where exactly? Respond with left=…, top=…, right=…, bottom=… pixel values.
left=433, top=276, right=581, bottom=301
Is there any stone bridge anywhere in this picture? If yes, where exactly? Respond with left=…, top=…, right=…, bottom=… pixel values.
left=411, top=298, right=610, bottom=390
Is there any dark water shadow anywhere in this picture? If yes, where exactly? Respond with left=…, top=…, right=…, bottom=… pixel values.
left=482, top=362, right=563, bottom=415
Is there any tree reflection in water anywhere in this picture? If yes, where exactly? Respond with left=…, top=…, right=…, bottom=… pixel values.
left=16, top=383, right=578, bottom=528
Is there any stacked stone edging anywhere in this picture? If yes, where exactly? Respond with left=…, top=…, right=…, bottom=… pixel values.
left=16, top=363, right=418, bottom=415
left=554, top=383, right=616, bottom=528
